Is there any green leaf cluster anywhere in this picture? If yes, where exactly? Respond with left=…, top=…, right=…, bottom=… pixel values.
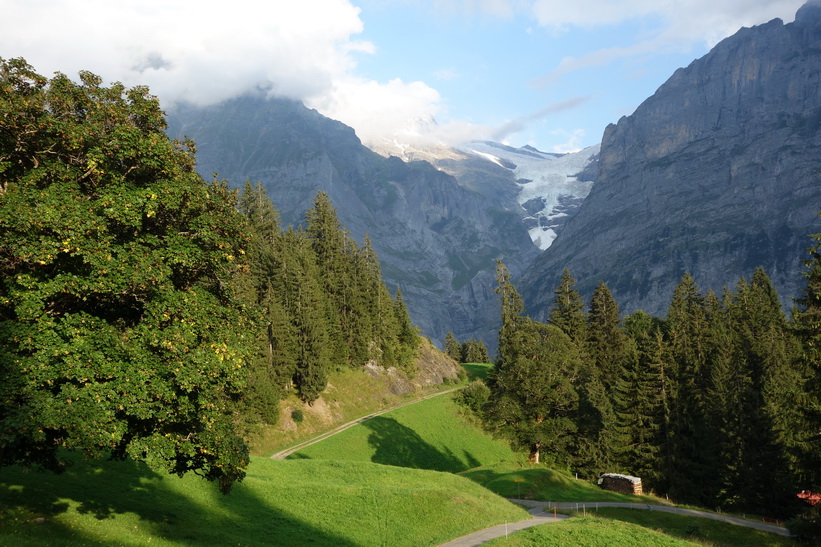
left=0, top=58, right=253, bottom=492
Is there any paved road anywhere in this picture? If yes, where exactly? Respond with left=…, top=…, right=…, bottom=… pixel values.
left=438, top=499, right=789, bottom=546
left=439, top=504, right=569, bottom=547
left=269, top=387, right=462, bottom=460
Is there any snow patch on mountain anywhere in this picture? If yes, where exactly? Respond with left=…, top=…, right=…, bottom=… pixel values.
left=456, top=142, right=600, bottom=250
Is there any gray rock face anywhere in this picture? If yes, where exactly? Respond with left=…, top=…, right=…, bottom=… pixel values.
left=166, top=96, right=538, bottom=349
left=522, top=4, right=821, bottom=317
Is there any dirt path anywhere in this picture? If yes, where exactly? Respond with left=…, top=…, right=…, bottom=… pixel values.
left=269, top=387, right=462, bottom=460
left=439, top=499, right=789, bottom=546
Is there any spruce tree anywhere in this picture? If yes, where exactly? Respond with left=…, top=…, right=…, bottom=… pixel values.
left=486, top=318, right=582, bottom=464
left=494, top=260, right=526, bottom=365
left=549, top=269, right=588, bottom=348
left=487, top=264, right=581, bottom=464
left=587, top=281, right=626, bottom=387
left=393, top=287, right=419, bottom=369
left=614, top=311, right=667, bottom=488
left=445, top=332, right=462, bottom=362
left=794, top=225, right=821, bottom=492
left=665, top=273, right=711, bottom=504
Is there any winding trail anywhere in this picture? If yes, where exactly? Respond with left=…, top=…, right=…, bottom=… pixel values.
left=439, top=499, right=789, bottom=546
left=267, top=385, right=790, bottom=544
left=269, top=387, right=461, bottom=460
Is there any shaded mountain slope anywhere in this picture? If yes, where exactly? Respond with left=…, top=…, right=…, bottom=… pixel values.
left=522, top=2, right=821, bottom=316
left=166, top=96, right=539, bottom=347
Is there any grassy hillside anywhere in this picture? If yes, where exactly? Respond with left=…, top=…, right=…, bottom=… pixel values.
left=289, top=391, right=517, bottom=472
left=249, top=361, right=460, bottom=457
left=483, top=510, right=794, bottom=547
left=483, top=515, right=697, bottom=546
left=460, top=461, right=663, bottom=504
left=585, top=508, right=794, bottom=546
left=0, top=453, right=528, bottom=546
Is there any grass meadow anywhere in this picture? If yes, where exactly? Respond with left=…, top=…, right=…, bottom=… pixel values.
left=0, top=453, right=528, bottom=546
left=1, top=364, right=797, bottom=546
left=289, top=392, right=516, bottom=472
left=483, top=515, right=697, bottom=546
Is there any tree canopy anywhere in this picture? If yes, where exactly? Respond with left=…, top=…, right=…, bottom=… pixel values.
left=0, top=59, right=253, bottom=491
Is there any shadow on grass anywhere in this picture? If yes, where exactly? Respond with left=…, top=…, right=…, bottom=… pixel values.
left=459, top=464, right=656, bottom=503
left=364, top=416, right=480, bottom=473
left=461, top=363, right=493, bottom=381
left=0, top=452, right=356, bottom=546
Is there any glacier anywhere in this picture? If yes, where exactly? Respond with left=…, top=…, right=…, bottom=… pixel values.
left=456, top=142, right=599, bottom=250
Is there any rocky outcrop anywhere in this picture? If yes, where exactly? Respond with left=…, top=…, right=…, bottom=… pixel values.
left=522, top=2, right=821, bottom=317
left=166, top=97, right=539, bottom=348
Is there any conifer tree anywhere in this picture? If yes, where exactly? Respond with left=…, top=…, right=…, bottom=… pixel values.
left=393, top=287, right=419, bottom=360
left=587, top=281, right=626, bottom=387
left=487, top=263, right=581, bottom=464
left=445, top=332, right=462, bottom=362
left=614, top=311, right=668, bottom=488
left=665, top=273, right=711, bottom=503
left=277, top=229, right=332, bottom=403
left=549, top=269, right=588, bottom=348
left=486, top=318, right=582, bottom=464
left=793, top=224, right=821, bottom=492
left=494, top=260, right=526, bottom=365
left=725, top=269, right=802, bottom=510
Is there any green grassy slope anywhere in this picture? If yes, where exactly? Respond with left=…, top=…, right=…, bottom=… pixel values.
left=484, top=515, right=697, bottom=546
left=587, top=508, right=794, bottom=546
left=289, top=392, right=517, bottom=472
left=460, top=461, right=663, bottom=504
left=0, top=454, right=528, bottom=546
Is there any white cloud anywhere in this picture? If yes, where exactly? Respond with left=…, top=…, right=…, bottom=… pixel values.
left=551, top=129, right=586, bottom=154
left=0, top=0, right=467, bottom=146
left=531, top=0, right=803, bottom=44
left=490, top=96, right=592, bottom=141
left=0, top=0, right=373, bottom=106
left=529, top=0, right=805, bottom=85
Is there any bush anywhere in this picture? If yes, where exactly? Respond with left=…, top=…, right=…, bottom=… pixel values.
left=457, top=380, right=490, bottom=413
left=787, top=505, right=821, bottom=544
left=291, top=409, right=305, bottom=424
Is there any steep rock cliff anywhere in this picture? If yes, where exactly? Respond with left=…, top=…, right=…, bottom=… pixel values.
left=522, top=3, right=821, bottom=317
left=166, top=97, right=539, bottom=347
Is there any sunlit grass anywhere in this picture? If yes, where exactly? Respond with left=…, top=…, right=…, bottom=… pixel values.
left=289, top=392, right=517, bottom=472
left=0, top=454, right=529, bottom=546
left=483, top=515, right=696, bottom=546
left=461, top=362, right=494, bottom=380
left=460, top=460, right=665, bottom=504
left=582, top=508, right=794, bottom=546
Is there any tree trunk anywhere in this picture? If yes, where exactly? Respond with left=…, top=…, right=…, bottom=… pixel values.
left=529, top=444, right=541, bottom=464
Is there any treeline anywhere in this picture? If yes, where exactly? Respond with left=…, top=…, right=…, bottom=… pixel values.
left=485, top=260, right=819, bottom=516
left=235, top=184, right=419, bottom=421
left=444, top=332, right=490, bottom=364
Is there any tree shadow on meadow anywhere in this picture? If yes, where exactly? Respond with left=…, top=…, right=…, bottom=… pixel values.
left=0, top=453, right=356, bottom=546
left=363, top=416, right=479, bottom=473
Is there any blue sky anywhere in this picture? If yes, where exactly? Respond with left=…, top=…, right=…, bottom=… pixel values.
left=0, top=0, right=807, bottom=153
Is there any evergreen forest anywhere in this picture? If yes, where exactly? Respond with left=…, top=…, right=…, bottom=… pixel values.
left=485, top=260, right=820, bottom=518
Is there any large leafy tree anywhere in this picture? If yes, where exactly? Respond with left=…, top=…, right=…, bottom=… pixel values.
left=0, top=59, right=252, bottom=491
